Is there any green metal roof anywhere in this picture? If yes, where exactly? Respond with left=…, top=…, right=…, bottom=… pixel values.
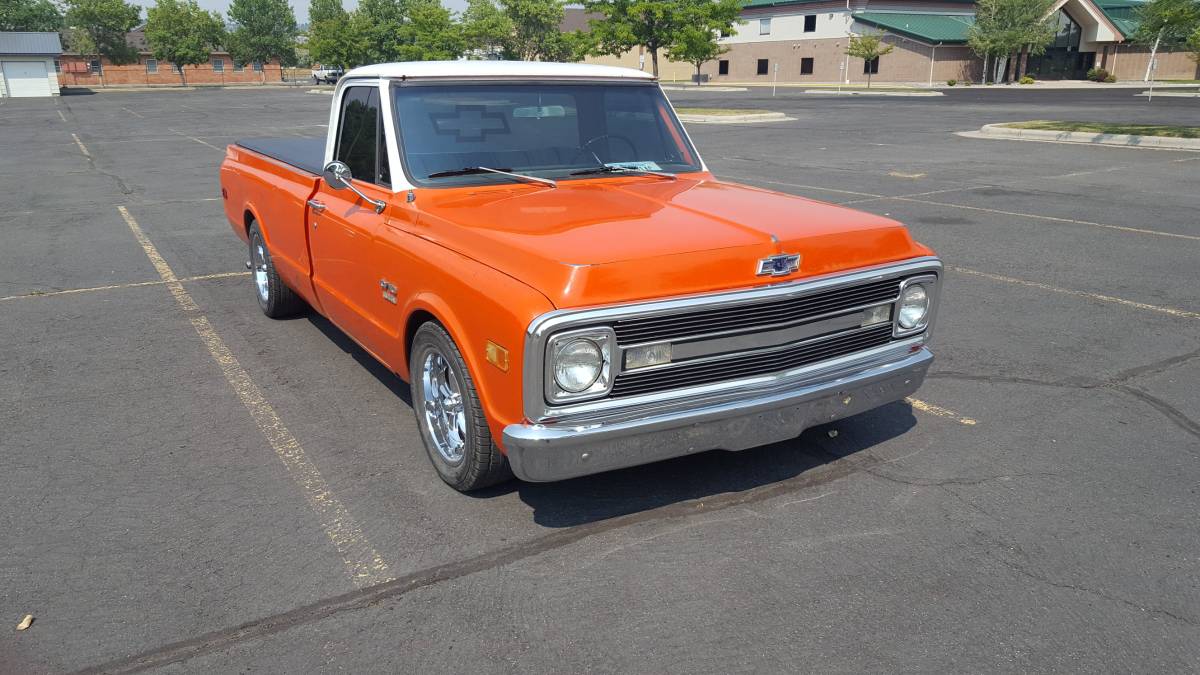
left=852, top=12, right=975, bottom=43
left=1094, top=0, right=1145, bottom=38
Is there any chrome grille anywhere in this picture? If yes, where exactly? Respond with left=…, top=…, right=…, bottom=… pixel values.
left=610, top=324, right=895, bottom=398
left=612, top=277, right=901, bottom=345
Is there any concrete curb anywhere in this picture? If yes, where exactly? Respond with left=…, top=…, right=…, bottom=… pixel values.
left=1136, top=90, right=1200, bottom=98
left=977, top=123, right=1200, bottom=150
left=676, top=111, right=793, bottom=124
left=802, top=89, right=943, bottom=97
left=662, top=86, right=748, bottom=92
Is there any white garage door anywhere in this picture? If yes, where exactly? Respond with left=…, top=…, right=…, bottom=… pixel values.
left=2, top=61, right=52, bottom=98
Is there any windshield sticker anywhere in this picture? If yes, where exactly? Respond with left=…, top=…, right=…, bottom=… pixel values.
left=607, top=161, right=662, bottom=172
left=430, top=105, right=510, bottom=142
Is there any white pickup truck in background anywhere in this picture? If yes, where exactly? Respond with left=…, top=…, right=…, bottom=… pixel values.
left=310, top=65, right=344, bottom=84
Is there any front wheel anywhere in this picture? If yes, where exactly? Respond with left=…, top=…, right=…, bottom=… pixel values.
left=410, top=322, right=512, bottom=491
left=248, top=222, right=304, bottom=318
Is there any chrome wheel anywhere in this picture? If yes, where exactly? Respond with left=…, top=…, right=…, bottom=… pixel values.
left=421, top=350, right=467, bottom=464
left=251, top=236, right=269, bottom=303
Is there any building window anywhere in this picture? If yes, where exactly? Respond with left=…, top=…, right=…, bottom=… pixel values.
left=174, top=63, right=183, bottom=73
left=212, top=58, right=224, bottom=73
left=234, top=62, right=244, bottom=73
left=800, top=57, right=814, bottom=75
left=252, top=61, right=263, bottom=72
left=804, top=15, right=817, bottom=32
left=53, top=60, right=61, bottom=73
left=89, top=59, right=101, bottom=74
left=757, top=59, right=769, bottom=75
left=718, top=60, right=729, bottom=75
left=759, top=18, right=771, bottom=35
left=864, top=56, right=880, bottom=74
left=146, top=58, right=157, bottom=74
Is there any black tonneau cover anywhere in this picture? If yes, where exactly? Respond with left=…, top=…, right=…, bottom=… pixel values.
left=236, top=137, right=325, bottom=176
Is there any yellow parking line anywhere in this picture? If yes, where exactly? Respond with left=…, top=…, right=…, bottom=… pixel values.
left=952, top=266, right=1200, bottom=320
left=897, top=196, right=1200, bottom=242
left=906, top=397, right=978, bottom=426
left=0, top=271, right=249, bottom=303
left=71, top=133, right=91, bottom=158
left=117, top=206, right=393, bottom=588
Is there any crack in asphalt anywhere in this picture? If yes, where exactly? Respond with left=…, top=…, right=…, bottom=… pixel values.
left=926, top=347, right=1200, bottom=446
left=75, top=445, right=884, bottom=674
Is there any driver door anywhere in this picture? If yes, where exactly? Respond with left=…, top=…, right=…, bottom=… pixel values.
left=310, top=84, right=393, bottom=359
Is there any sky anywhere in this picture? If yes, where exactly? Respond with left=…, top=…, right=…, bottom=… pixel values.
left=131, top=0, right=470, bottom=24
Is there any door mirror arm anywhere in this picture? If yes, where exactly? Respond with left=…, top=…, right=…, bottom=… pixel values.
left=322, top=161, right=386, bottom=214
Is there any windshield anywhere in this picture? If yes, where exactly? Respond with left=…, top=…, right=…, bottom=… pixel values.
left=391, top=82, right=702, bottom=186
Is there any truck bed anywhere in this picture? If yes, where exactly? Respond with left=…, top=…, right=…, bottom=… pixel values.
left=235, top=137, right=325, bottom=176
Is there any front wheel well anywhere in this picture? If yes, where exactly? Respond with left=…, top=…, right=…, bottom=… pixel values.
left=405, top=310, right=440, bottom=364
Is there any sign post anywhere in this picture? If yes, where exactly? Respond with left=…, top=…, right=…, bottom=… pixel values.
left=773, top=63, right=779, bottom=96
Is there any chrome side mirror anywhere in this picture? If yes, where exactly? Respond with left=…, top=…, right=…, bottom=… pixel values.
left=322, top=160, right=386, bottom=214
left=322, top=160, right=353, bottom=190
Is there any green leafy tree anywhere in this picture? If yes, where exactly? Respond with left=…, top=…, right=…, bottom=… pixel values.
left=64, top=0, right=142, bottom=84
left=227, top=0, right=299, bottom=80
left=664, top=0, right=742, bottom=84
left=1133, top=0, right=1200, bottom=79
left=308, top=0, right=346, bottom=26
left=845, top=31, right=894, bottom=87
left=968, top=0, right=1056, bottom=82
left=584, top=0, right=691, bottom=76
left=308, top=16, right=364, bottom=69
left=145, top=0, right=225, bottom=86
left=400, top=0, right=464, bottom=60
left=0, top=0, right=63, bottom=31
left=461, top=0, right=513, bottom=58
left=1190, top=25, right=1200, bottom=63
left=502, top=0, right=569, bottom=61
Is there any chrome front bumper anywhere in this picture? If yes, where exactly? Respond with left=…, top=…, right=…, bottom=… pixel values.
left=503, top=347, right=933, bottom=482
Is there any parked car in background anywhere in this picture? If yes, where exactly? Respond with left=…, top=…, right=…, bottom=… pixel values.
left=311, top=65, right=343, bottom=84
left=219, top=61, right=942, bottom=492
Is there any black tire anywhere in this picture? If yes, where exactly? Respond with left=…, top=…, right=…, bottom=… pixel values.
left=410, top=322, right=512, bottom=492
left=248, top=222, right=304, bottom=318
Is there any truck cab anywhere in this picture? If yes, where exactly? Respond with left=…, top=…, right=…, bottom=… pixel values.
left=219, top=61, right=941, bottom=492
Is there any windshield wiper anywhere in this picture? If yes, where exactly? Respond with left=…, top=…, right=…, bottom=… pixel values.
left=426, top=166, right=556, bottom=188
left=569, top=164, right=677, bottom=181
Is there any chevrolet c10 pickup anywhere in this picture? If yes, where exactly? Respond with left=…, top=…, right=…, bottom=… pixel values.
left=219, top=61, right=941, bottom=492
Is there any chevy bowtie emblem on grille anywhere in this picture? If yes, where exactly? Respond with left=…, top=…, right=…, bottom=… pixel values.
left=756, top=253, right=801, bottom=276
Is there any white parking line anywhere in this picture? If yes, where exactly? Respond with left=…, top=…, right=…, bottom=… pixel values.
left=168, top=128, right=224, bottom=151
left=116, top=206, right=394, bottom=588
left=57, top=109, right=67, bottom=122
left=951, top=266, right=1200, bottom=320
left=71, top=133, right=91, bottom=158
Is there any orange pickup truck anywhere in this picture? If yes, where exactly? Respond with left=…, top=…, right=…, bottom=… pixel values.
left=220, top=61, right=941, bottom=491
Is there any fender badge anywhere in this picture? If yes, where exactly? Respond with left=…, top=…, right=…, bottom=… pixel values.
left=756, top=253, right=801, bottom=277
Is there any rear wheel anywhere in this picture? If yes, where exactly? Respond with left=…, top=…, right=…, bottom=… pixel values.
left=410, top=322, right=512, bottom=492
left=248, top=222, right=304, bottom=318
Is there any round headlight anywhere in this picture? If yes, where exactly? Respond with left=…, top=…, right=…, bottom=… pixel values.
left=898, top=284, right=929, bottom=329
left=553, top=339, right=603, bottom=393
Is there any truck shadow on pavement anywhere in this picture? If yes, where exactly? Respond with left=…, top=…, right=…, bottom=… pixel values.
left=307, top=311, right=917, bottom=528
left=507, top=404, right=916, bottom=527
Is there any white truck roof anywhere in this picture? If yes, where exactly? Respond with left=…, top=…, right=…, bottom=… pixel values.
left=344, top=60, right=656, bottom=82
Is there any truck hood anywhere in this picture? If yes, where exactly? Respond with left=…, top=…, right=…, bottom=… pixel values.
left=411, top=175, right=930, bottom=308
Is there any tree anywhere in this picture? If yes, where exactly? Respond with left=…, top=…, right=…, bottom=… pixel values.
left=1, top=0, right=63, bottom=31
left=398, top=0, right=464, bottom=60
left=584, top=0, right=689, bottom=76
left=227, top=0, right=298, bottom=81
left=63, top=0, right=141, bottom=85
left=967, top=0, right=1056, bottom=83
left=664, top=0, right=742, bottom=84
left=1191, top=25, right=1200, bottom=63
left=461, top=0, right=513, bottom=58
left=145, top=0, right=225, bottom=86
left=503, top=0, right=572, bottom=61
left=308, top=0, right=346, bottom=26
left=1133, top=0, right=1200, bottom=80
left=846, top=31, right=894, bottom=87
left=308, top=15, right=364, bottom=68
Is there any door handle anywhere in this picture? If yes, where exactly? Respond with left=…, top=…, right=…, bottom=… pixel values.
left=307, top=199, right=326, bottom=214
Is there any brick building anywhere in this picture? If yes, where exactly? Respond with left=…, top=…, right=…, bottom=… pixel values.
left=57, top=29, right=285, bottom=88
left=573, top=0, right=1199, bottom=84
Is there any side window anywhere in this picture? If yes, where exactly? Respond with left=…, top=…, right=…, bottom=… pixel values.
left=335, top=86, right=390, bottom=186
left=804, top=15, right=817, bottom=32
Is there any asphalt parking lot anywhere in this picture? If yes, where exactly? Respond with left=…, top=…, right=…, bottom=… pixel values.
left=1, top=84, right=1198, bottom=673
